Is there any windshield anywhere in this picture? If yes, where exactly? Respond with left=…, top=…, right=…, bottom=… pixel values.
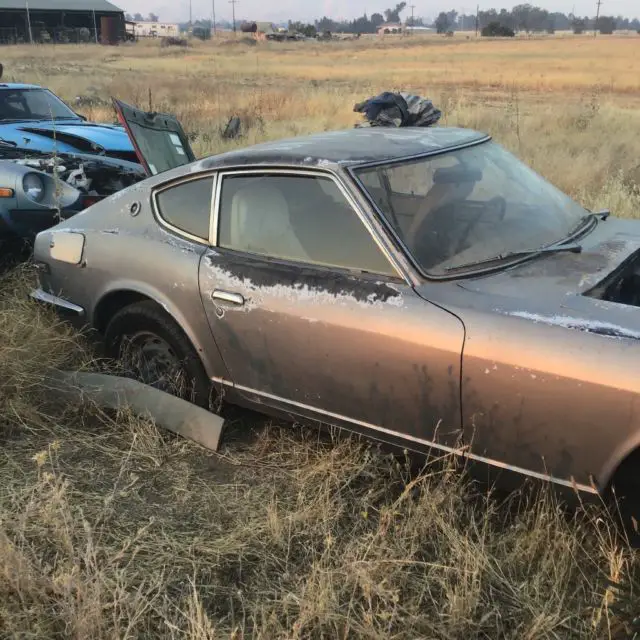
left=355, top=141, right=588, bottom=275
left=0, top=88, right=79, bottom=122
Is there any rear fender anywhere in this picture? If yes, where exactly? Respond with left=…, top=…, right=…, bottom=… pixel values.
left=93, top=278, right=228, bottom=380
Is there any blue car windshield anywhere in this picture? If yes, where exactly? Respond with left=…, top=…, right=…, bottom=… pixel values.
left=0, top=88, right=79, bottom=122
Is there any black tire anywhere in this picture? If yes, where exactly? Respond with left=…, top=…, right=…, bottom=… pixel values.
left=608, top=471, right=640, bottom=548
left=104, top=300, right=212, bottom=409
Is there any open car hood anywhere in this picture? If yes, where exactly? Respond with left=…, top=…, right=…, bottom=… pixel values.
left=112, top=98, right=196, bottom=177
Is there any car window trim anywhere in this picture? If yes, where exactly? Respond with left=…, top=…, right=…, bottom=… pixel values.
left=212, top=167, right=407, bottom=281
left=211, top=244, right=405, bottom=283
left=151, top=171, right=217, bottom=245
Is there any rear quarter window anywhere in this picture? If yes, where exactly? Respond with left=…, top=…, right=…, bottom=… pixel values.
left=155, top=176, right=214, bottom=241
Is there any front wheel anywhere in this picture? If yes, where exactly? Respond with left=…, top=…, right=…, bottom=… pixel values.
left=608, top=469, right=640, bottom=547
left=104, top=300, right=212, bottom=408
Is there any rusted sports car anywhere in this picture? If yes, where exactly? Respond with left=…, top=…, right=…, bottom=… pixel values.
left=31, top=100, right=640, bottom=532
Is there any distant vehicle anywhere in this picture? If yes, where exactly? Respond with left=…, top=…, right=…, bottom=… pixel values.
left=31, top=99, right=640, bottom=540
left=0, top=84, right=142, bottom=238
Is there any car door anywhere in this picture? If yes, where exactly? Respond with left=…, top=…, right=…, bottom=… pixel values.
left=198, top=169, right=466, bottom=448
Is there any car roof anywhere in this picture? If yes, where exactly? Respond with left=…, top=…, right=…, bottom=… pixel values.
left=0, top=83, right=42, bottom=90
left=200, top=126, right=489, bottom=171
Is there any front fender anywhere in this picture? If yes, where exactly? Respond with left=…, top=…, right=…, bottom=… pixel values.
left=448, top=302, right=640, bottom=494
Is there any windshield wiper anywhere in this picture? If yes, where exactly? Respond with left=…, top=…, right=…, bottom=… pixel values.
left=0, top=136, right=16, bottom=147
left=445, top=242, right=583, bottom=273
left=571, top=209, right=609, bottom=231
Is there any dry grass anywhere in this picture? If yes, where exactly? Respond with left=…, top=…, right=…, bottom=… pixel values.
left=3, top=36, right=639, bottom=210
left=1, top=35, right=640, bottom=638
left=1, top=268, right=639, bottom=638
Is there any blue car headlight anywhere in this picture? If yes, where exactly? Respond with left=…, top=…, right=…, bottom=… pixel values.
left=23, top=172, right=46, bottom=203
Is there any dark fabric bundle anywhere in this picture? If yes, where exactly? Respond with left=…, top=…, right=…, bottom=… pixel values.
left=354, top=91, right=441, bottom=128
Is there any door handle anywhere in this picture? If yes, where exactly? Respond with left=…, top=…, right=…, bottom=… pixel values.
left=211, top=289, right=245, bottom=306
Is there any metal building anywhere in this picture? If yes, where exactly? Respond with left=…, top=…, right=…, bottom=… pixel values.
left=0, top=0, right=125, bottom=45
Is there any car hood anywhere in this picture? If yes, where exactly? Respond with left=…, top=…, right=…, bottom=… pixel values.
left=112, top=98, right=196, bottom=176
left=423, top=217, right=640, bottom=341
left=0, top=120, right=134, bottom=155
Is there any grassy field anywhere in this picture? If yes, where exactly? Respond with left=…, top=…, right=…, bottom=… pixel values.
left=2, top=34, right=640, bottom=638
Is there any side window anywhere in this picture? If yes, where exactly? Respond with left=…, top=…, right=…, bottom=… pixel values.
left=218, top=173, right=397, bottom=276
left=155, top=176, right=214, bottom=241
left=0, top=92, right=27, bottom=119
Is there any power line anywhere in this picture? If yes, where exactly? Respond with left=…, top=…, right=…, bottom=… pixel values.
left=229, top=0, right=239, bottom=33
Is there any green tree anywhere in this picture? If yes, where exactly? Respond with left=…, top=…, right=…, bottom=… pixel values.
left=597, top=15, right=616, bottom=34
left=289, top=21, right=317, bottom=37
left=512, top=3, right=533, bottom=31
left=384, top=2, right=407, bottom=23
left=316, top=17, right=338, bottom=32
left=435, top=12, right=450, bottom=33
left=482, top=21, right=515, bottom=36
left=572, top=17, right=586, bottom=33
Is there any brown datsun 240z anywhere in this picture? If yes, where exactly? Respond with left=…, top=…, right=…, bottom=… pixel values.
left=31, top=99, right=640, bottom=533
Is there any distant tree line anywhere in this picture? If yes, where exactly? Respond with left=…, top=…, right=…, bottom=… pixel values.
left=315, top=3, right=411, bottom=34
left=126, top=4, right=639, bottom=36
left=310, top=3, right=639, bottom=35
left=125, top=13, right=160, bottom=22
left=455, top=5, right=639, bottom=35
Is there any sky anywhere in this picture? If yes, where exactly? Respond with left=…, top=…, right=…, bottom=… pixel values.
left=120, top=0, right=638, bottom=24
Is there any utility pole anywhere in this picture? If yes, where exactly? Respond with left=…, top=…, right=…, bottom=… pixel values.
left=594, top=0, right=602, bottom=36
left=475, top=3, right=479, bottom=36
left=212, top=0, right=217, bottom=35
left=25, top=0, right=33, bottom=44
left=409, top=4, right=415, bottom=27
left=189, top=0, right=192, bottom=26
left=229, top=0, right=238, bottom=33
left=92, top=8, right=98, bottom=43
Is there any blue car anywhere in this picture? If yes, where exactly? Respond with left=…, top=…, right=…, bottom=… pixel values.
left=0, top=83, right=145, bottom=239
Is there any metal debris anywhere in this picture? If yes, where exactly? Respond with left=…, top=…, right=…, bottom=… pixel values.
left=47, top=370, right=225, bottom=452
left=222, top=116, right=242, bottom=140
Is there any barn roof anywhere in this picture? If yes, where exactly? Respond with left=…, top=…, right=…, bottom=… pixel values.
left=0, top=0, right=123, bottom=11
